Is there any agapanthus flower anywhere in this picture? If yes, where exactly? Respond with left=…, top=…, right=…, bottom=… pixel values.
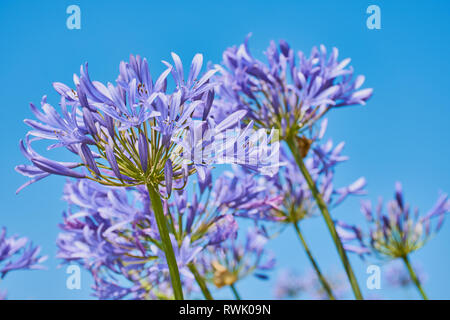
left=162, top=165, right=282, bottom=247
left=276, top=148, right=365, bottom=224
left=17, top=52, right=279, bottom=195
left=360, top=182, right=449, bottom=258
left=91, top=277, right=140, bottom=300
left=335, top=220, right=370, bottom=257
left=162, top=52, right=217, bottom=104
left=56, top=178, right=196, bottom=299
left=214, top=34, right=373, bottom=140
left=0, top=227, right=46, bottom=299
left=18, top=51, right=284, bottom=300
left=230, top=121, right=366, bottom=225
left=209, top=166, right=283, bottom=222
left=336, top=182, right=448, bottom=300
left=0, top=228, right=47, bottom=278
left=56, top=180, right=141, bottom=273
left=215, top=35, right=372, bottom=300
left=215, top=123, right=368, bottom=287
left=226, top=123, right=366, bottom=299
left=56, top=171, right=276, bottom=299
left=149, top=235, right=202, bottom=280
left=166, top=180, right=240, bottom=249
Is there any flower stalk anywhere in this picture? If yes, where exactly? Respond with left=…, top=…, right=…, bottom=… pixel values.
left=402, top=255, right=428, bottom=300
left=286, top=137, right=363, bottom=300
left=230, top=284, right=241, bottom=300
left=147, top=183, right=184, bottom=300
left=188, top=263, right=214, bottom=300
left=292, top=221, right=335, bottom=300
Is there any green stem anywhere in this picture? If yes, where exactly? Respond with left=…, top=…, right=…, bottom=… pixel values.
left=292, top=222, right=336, bottom=300
left=230, top=284, right=241, bottom=300
left=146, top=184, right=184, bottom=300
left=286, top=138, right=364, bottom=300
left=402, top=255, right=428, bottom=300
left=188, top=263, right=214, bottom=300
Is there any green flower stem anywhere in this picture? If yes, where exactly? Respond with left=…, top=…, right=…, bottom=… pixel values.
left=230, top=284, right=242, bottom=300
left=146, top=184, right=184, bottom=300
left=188, top=263, right=214, bottom=300
left=286, top=138, right=364, bottom=300
left=402, top=255, right=428, bottom=300
left=292, top=222, right=336, bottom=300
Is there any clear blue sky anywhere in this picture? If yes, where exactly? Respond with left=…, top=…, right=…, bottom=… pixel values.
left=1, top=0, right=449, bottom=299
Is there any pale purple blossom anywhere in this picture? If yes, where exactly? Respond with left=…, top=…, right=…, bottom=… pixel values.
left=214, top=34, right=372, bottom=139
left=0, top=228, right=46, bottom=299
left=150, top=235, right=203, bottom=280
left=361, top=182, right=450, bottom=258
left=57, top=174, right=265, bottom=299
left=17, top=53, right=276, bottom=194
left=0, top=228, right=47, bottom=278
left=233, top=125, right=366, bottom=225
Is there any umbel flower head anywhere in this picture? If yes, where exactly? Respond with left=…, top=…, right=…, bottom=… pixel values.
left=214, top=34, right=373, bottom=140
left=0, top=227, right=47, bottom=278
left=271, top=131, right=365, bottom=224
left=226, top=120, right=366, bottom=224
left=56, top=166, right=276, bottom=299
left=57, top=178, right=199, bottom=300
left=16, top=53, right=279, bottom=195
left=0, top=227, right=46, bottom=299
left=360, top=182, right=450, bottom=258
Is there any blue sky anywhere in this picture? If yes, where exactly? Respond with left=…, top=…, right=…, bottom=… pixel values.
left=1, top=0, right=449, bottom=299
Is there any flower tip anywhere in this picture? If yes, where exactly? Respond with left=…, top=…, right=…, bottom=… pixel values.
left=161, top=63, right=173, bottom=72
left=13, top=165, right=23, bottom=175
left=15, top=181, right=28, bottom=195
left=171, top=52, right=183, bottom=63
left=365, top=88, right=374, bottom=98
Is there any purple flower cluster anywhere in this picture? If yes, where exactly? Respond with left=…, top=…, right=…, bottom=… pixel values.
left=358, top=182, right=449, bottom=258
left=230, top=120, right=366, bottom=226
left=16, top=53, right=278, bottom=196
left=56, top=168, right=275, bottom=299
left=335, top=183, right=450, bottom=262
left=15, top=34, right=450, bottom=301
left=0, top=228, right=46, bottom=278
left=210, top=166, right=283, bottom=222
left=0, top=228, right=47, bottom=298
left=57, top=179, right=197, bottom=299
left=214, top=35, right=372, bottom=139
